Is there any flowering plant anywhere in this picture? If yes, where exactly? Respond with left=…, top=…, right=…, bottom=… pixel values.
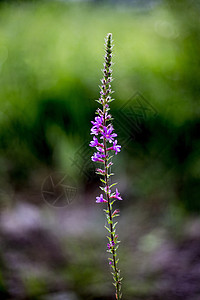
left=89, top=33, right=122, bottom=300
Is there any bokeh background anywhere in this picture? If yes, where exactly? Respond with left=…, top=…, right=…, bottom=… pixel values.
left=0, top=0, right=200, bottom=299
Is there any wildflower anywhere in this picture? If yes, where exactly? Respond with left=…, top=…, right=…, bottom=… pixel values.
left=96, top=194, right=107, bottom=203
left=112, top=140, right=121, bottom=154
left=107, top=140, right=121, bottom=154
left=111, top=188, right=122, bottom=201
left=111, top=241, right=115, bottom=247
left=91, top=152, right=104, bottom=162
left=107, top=241, right=115, bottom=249
left=115, top=188, right=122, bottom=200
left=90, top=126, right=99, bottom=135
left=100, top=125, right=117, bottom=143
left=89, top=136, right=99, bottom=147
left=91, top=116, right=103, bottom=127
left=96, top=146, right=104, bottom=153
left=90, top=116, right=103, bottom=135
left=89, top=33, right=122, bottom=300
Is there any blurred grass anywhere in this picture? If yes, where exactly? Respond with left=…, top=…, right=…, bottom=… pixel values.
left=0, top=1, right=196, bottom=119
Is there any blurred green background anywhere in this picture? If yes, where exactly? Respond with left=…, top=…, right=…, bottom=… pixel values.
left=0, top=0, right=200, bottom=299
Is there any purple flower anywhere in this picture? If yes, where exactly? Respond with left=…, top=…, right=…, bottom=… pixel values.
left=90, top=126, right=99, bottom=135
left=91, top=152, right=104, bottom=162
left=96, top=146, right=104, bottom=153
left=90, top=116, right=103, bottom=136
left=96, top=194, right=107, bottom=203
left=100, top=125, right=117, bottom=143
left=107, top=241, right=115, bottom=249
left=115, top=188, right=122, bottom=200
left=91, top=116, right=103, bottom=128
left=112, top=140, right=121, bottom=154
left=107, top=140, right=121, bottom=154
left=111, top=188, right=122, bottom=200
left=89, top=136, right=99, bottom=147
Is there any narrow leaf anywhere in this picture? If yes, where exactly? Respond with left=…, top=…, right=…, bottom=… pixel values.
left=100, top=178, right=106, bottom=184
left=113, top=221, right=118, bottom=229
left=109, top=182, right=118, bottom=189
left=104, top=225, right=111, bottom=233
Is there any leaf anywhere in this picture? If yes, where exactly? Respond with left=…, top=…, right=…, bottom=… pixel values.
left=104, top=225, right=111, bottom=233
left=96, top=171, right=104, bottom=176
left=109, top=182, right=118, bottom=189
left=108, top=257, right=113, bottom=261
left=99, top=186, right=106, bottom=192
left=108, top=173, right=114, bottom=178
left=100, top=178, right=106, bottom=184
left=110, top=200, right=116, bottom=205
left=95, top=99, right=102, bottom=104
left=106, top=249, right=112, bottom=253
left=112, top=283, right=116, bottom=287
left=108, top=155, right=114, bottom=161
left=113, top=222, right=118, bottom=229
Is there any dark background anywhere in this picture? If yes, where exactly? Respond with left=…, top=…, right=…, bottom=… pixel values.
left=0, top=0, right=200, bottom=299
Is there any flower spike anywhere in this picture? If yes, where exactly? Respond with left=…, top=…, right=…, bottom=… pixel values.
left=89, top=33, right=123, bottom=300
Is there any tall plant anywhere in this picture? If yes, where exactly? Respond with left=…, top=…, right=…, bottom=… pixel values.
left=89, top=33, right=123, bottom=300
